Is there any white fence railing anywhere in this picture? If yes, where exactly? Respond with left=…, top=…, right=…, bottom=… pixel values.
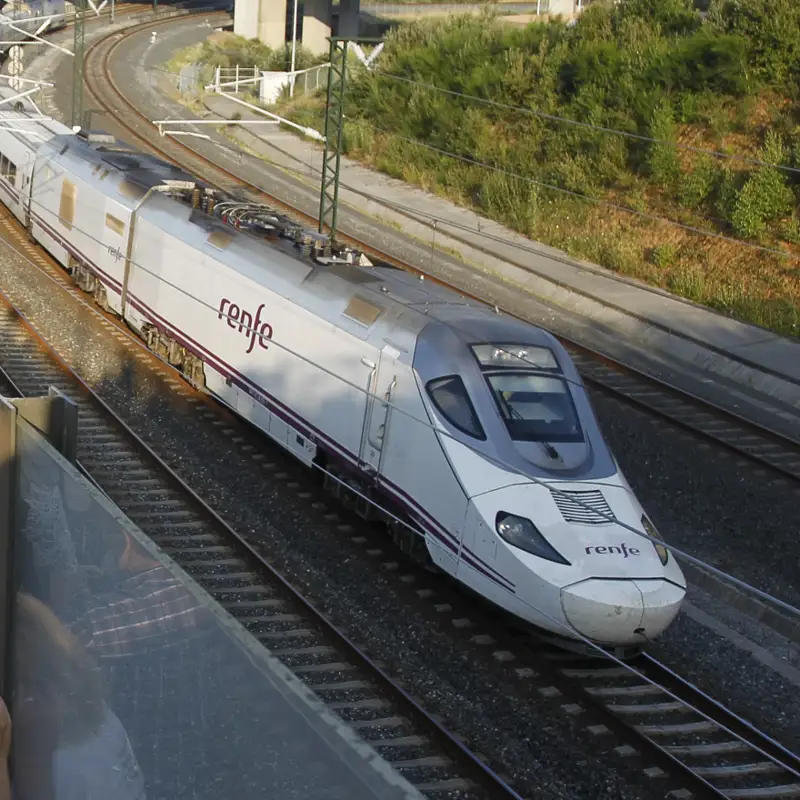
left=290, top=63, right=330, bottom=97
left=211, top=65, right=260, bottom=94
left=208, top=63, right=330, bottom=103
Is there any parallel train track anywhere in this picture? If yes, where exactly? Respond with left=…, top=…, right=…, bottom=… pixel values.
left=0, top=11, right=794, bottom=800
left=0, top=283, right=518, bottom=799
left=565, top=349, right=800, bottom=484
left=81, top=13, right=800, bottom=489
left=534, top=647, right=800, bottom=799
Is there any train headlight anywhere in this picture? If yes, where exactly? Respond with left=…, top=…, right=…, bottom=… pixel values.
left=642, top=514, right=669, bottom=565
left=495, top=512, right=571, bottom=566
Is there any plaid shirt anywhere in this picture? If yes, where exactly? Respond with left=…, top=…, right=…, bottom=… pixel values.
left=66, top=566, right=219, bottom=800
left=70, top=565, right=208, bottom=660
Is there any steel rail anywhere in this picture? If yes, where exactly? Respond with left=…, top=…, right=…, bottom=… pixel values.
left=538, top=646, right=800, bottom=800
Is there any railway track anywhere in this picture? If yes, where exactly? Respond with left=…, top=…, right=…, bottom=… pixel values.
left=0, top=287, right=519, bottom=800
left=536, top=647, right=800, bottom=799
left=80, top=14, right=800, bottom=492
left=0, top=11, right=793, bottom=800
left=567, top=349, right=800, bottom=484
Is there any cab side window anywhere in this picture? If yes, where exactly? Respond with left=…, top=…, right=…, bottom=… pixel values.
left=0, top=154, right=17, bottom=187
left=426, top=376, right=486, bottom=440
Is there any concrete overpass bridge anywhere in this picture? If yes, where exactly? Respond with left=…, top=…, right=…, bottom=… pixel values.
left=233, top=0, right=361, bottom=56
left=233, top=0, right=588, bottom=56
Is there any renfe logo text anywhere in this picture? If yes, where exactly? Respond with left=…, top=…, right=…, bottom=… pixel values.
left=585, top=543, right=640, bottom=557
left=218, top=298, right=273, bottom=354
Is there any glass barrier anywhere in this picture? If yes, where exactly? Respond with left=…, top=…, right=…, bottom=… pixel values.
left=10, top=417, right=422, bottom=800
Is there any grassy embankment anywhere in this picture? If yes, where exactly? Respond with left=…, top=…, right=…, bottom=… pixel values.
left=170, top=0, right=800, bottom=337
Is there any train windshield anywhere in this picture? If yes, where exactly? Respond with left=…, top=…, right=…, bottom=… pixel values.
left=471, top=344, right=559, bottom=371
left=485, top=372, right=583, bottom=443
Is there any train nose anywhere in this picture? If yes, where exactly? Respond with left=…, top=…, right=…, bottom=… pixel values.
left=561, top=579, right=684, bottom=645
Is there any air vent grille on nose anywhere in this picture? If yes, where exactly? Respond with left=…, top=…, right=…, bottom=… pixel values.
left=551, top=489, right=616, bottom=524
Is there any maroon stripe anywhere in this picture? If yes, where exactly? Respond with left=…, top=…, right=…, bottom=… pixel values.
left=13, top=197, right=515, bottom=588
left=31, top=211, right=123, bottom=292
left=0, top=179, right=19, bottom=203
left=462, top=544, right=514, bottom=585
left=459, top=550, right=515, bottom=593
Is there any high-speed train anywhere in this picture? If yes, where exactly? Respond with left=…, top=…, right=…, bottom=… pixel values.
left=0, top=91, right=686, bottom=654
left=0, top=0, right=67, bottom=55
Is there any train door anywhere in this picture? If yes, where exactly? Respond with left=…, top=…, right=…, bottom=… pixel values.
left=359, top=343, right=400, bottom=476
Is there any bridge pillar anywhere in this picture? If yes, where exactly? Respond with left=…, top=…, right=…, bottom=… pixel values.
left=233, top=0, right=333, bottom=56
left=301, top=0, right=333, bottom=56
left=338, top=0, right=360, bottom=38
left=233, top=0, right=287, bottom=49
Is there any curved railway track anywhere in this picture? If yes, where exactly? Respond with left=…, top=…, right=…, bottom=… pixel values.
left=81, top=14, right=800, bottom=490
left=0, top=284, right=520, bottom=800
left=0, top=11, right=795, bottom=800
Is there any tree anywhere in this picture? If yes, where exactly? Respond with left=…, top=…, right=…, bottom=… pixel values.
left=708, top=0, right=800, bottom=88
left=731, top=132, right=796, bottom=239
left=647, top=100, right=680, bottom=189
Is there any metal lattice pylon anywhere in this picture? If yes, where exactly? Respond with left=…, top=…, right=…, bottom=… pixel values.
left=317, top=36, right=383, bottom=242
left=71, top=0, right=86, bottom=128
left=318, top=38, right=348, bottom=241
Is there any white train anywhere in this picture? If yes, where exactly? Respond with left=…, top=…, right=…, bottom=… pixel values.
left=0, top=94, right=686, bottom=654
left=0, top=0, right=67, bottom=55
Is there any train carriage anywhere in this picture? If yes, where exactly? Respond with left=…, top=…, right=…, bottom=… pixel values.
left=0, top=91, right=686, bottom=654
left=0, top=0, right=67, bottom=54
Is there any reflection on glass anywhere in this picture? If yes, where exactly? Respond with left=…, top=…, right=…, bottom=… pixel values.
left=11, top=420, right=425, bottom=800
left=12, top=593, right=146, bottom=800
left=486, top=372, right=583, bottom=442
left=0, top=698, right=11, bottom=800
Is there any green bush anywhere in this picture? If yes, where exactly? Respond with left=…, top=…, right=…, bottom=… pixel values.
left=647, top=100, right=681, bottom=189
left=678, top=155, right=718, bottom=209
left=615, top=0, right=700, bottom=35
left=731, top=132, right=796, bottom=239
left=780, top=216, right=800, bottom=243
left=651, top=243, right=678, bottom=267
left=648, top=27, right=749, bottom=94
left=708, top=0, right=800, bottom=89
left=713, top=164, right=742, bottom=221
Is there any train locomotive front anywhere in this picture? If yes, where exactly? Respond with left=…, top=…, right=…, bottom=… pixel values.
left=414, top=310, right=686, bottom=650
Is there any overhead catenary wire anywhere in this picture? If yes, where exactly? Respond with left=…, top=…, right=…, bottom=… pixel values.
left=220, top=124, right=777, bottom=279
left=357, top=119, right=797, bottom=261
left=5, top=190, right=800, bottom=625
left=119, top=54, right=800, bottom=178
left=170, top=89, right=795, bottom=264
left=363, top=67, right=800, bottom=178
